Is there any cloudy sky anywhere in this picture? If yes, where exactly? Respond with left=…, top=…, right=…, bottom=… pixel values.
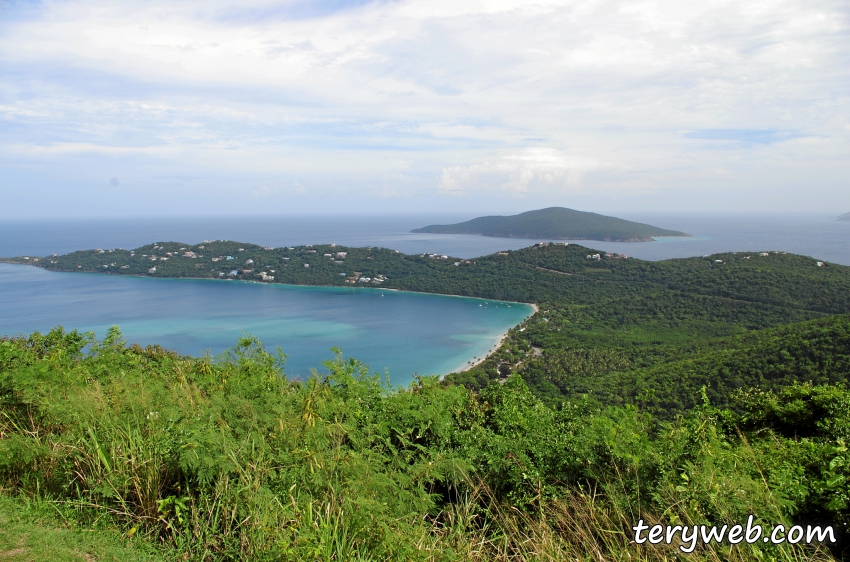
left=1, top=0, right=848, bottom=218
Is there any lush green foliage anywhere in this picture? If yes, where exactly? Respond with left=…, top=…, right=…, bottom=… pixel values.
left=9, top=239, right=850, bottom=411
left=1, top=328, right=846, bottom=560
left=411, top=207, right=689, bottom=241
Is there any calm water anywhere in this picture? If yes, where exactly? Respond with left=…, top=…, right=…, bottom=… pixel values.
left=0, top=263, right=533, bottom=385
left=0, top=212, right=848, bottom=264
left=0, top=212, right=846, bottom=380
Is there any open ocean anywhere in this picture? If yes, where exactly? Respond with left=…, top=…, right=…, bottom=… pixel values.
left=0, top=212, right=848, bottom=264
left=0, top=212, right=846, bottom=383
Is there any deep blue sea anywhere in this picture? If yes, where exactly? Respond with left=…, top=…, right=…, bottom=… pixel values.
left=0, top=212, right=847, bottom=384
left=0, top=212, right=847, bottom=264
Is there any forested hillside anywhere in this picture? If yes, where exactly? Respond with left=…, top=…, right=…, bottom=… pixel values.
left=411, top=207, right=690, bottom=241
left=6, top=240, right=850, bottom=412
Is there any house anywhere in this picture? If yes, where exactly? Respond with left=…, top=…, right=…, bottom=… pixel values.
left=226, top=256, right=234, bottom=260
left=229, top=270, right=238, bottom=276
left=245, top=259, right=254, bottom=264
left=148, top=267, right=157, bottom=273
left=304, top=264, right=310, bottom=268
left=243, top=269, right=253, bottom=274
left=324, top=254, right=332, bottom=257
left=760, top=252, right=770, bottom=256
left=336, top=252, right=347, bottom=258
left=817, top=261, right=824, bottom=267
left=121, top=265, right=129, bottom=269
left=219, top=272, right=225, bottom=277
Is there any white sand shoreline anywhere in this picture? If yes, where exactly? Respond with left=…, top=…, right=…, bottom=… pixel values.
left=452, top=303, right=538, bottom=374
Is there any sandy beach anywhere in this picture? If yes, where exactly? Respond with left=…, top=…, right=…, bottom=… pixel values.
left=454, top=303, right=538, bottom=373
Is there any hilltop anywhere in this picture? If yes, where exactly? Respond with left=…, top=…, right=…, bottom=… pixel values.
left=411, top=207, right=690, bottom=241
left=3, top=241, right=850, bottom=559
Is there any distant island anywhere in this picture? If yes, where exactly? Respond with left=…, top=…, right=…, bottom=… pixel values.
left=411, top=207, right=691, bottom=242
left=838, top=212, right=850, bottom=222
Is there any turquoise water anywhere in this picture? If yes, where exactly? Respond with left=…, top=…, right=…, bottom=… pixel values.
left=0, top=263, right=533, bottom=386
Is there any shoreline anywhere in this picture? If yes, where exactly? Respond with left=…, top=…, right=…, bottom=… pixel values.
left=451, top=303, right=538, bottom=374
left=0, top=261, right=539, bottom=308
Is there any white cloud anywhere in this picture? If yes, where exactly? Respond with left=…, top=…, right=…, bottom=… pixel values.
left=0, top=0, right=848, bottom=215
left=439, top=148, right=601, bottom=195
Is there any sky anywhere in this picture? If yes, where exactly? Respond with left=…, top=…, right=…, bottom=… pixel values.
left=1, top=0, right=848, bottom=218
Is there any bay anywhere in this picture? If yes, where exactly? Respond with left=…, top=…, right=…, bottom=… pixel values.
left=0, top=263, right=533, bottom=386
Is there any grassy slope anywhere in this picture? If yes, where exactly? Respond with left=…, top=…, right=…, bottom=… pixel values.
left=410, top=207, right=690, bottom=240
left=0, top=497, right=163, bottom=562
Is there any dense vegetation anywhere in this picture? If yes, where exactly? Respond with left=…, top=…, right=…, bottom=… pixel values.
left=1, top=328, right=847, bottom=560
left=5, top=239, right=850, bottom=413
left=3, top=240, right=850, bottom=559
left=410, top=207, right=690, bottom=241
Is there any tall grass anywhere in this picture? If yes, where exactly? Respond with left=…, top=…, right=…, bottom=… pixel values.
left=0, top=328, right=845, bottom=560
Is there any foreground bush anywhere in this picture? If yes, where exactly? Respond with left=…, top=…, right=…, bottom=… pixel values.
left=0, top=327, right=846, bottom=560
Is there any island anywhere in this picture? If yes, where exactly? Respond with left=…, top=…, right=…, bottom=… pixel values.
left=838, top=212, right=850, bottom=221
left=411, top=207, right=691, bottom=241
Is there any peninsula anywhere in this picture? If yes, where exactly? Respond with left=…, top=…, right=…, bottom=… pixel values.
left=3, top=239, right=848, bottom=413
left=411, top=207, right=690, bottom=241
left=3, top=241, right=850, bottom=561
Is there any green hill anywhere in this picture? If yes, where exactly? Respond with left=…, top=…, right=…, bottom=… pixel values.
left=411, top=207, right=690, bottom=241
left=4, top=239, right=850, bottom=558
